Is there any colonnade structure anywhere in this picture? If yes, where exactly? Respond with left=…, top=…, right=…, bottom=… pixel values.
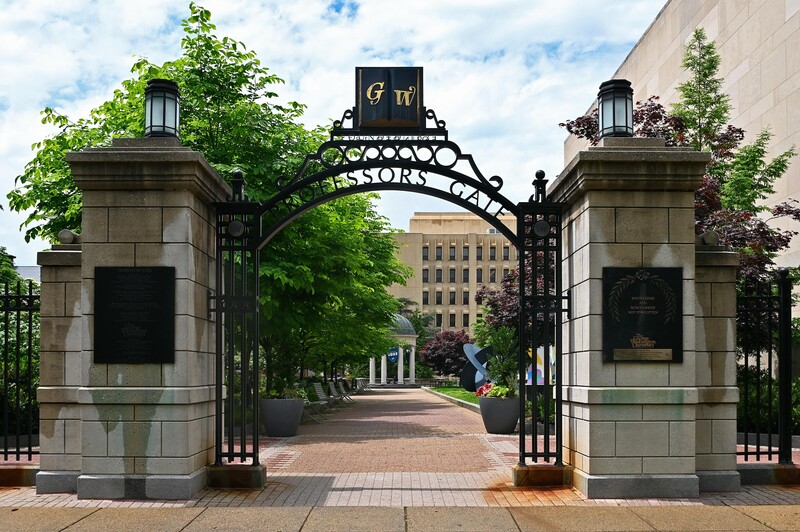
left=369, top=314, right=418, bottom=385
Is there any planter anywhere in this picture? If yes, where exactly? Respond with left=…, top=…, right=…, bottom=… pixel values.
left=259, top=398, right=305, bottom=437
left=478, top=396, right=519, bottom=434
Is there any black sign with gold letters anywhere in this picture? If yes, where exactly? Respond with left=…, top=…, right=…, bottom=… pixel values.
left=602, top=267, right=683, bottom=363
left=357, top=67, right=423, bottom=128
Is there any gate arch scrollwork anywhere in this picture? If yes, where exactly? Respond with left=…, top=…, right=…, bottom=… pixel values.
left=213, top=102, right=567, bottom=474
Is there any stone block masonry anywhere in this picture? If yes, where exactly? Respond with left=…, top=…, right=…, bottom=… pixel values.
left=35, top=137, right=230, bottom=499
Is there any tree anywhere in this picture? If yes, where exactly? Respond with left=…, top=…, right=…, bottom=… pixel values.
left=7, top=3, right=410, bottom=391
left=419, top=329, right=471, bottom=376
left=561, top=28, right=800, bottom=284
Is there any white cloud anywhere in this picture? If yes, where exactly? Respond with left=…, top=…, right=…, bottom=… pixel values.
left=0, top=0, right=665, bottom=262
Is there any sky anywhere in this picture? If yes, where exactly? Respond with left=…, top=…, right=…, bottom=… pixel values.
left=0, top=0, right=667, bottom=266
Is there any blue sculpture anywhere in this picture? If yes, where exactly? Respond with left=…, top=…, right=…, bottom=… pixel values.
left=459, top=344, right=492, bottom=392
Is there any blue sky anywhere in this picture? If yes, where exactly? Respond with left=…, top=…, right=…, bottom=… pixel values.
left=0, top=0, right=666, bottom=265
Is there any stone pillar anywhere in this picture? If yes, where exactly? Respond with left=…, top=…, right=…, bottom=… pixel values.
left=381, top=355, right=388, bottom=384
left=36, top=244, right=82, bottom=493
left=369, top=357, right=376, bottom=385
left=550, top=137, right=710, bottom=498
left=694, top=245, right=740, bottom=491
left=409, top=346, right=416, bottom=384
left=65, top=137, right=230, bottom=499
left=397, top=344, right=404, bottom=384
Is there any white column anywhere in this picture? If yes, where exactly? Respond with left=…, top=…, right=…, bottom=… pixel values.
left=381, top=354, right=388, bottom=384
left=369, top=357, right=376, bottom=385
left=409, top=346, right=416, bottom=384
left=397, top=344, right=404, bottom=385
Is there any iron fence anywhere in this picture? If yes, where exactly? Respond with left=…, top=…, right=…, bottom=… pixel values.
left=1, top=280, right=40, bottom=461
left=736, top=269, right=794, bottom=463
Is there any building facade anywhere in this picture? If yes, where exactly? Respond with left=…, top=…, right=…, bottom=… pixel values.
left=565, top=0, right=800, bottom=319
left=388, top=212, right=517, bottom=335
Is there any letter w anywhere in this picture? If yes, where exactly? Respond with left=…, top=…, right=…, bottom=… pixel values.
left=394, top=86, right=416, bottom=106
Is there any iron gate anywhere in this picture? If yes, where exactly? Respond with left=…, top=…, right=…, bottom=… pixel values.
left=212, top=67, right=566, bottom=469
left=736, top=268, right=794, bottom=463
left=1, top=280, right=40, bottom=461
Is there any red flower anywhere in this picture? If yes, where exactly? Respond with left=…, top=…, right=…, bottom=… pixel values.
left=475, top=383, right=494, bottom=397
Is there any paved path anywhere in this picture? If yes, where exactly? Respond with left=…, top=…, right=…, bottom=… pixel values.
left=1, top=388, right=800, bottom=530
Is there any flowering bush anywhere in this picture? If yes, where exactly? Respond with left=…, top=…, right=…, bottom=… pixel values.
left=475, top=383, right=513, bottom=399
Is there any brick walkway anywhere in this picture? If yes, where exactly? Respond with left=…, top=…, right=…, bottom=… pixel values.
left=1, top=388, right=799, bottom=508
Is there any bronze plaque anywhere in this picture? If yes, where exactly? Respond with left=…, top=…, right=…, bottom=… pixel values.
left=356, top=67, right=423, bottom=128
left=94, top=267, right=175, bottom=364
left=602, top=268, right=682, bottom=363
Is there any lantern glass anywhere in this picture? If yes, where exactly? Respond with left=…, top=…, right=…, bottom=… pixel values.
left=597, top=79, right=633, bottom=139
left=144, top=79, right=180, bottom=138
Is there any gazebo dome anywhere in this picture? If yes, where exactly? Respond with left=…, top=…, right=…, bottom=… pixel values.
left=390, top=314, right=416, bottom=337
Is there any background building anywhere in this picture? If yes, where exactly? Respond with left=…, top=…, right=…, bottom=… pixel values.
left=389, top=212, right=517, bottom=335
left=564, top=0, right=800, bottom=319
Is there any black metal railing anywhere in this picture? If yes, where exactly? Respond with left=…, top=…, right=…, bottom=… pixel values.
left=736, top=269, right=794, bottom=463
left=1, top=280, right=40, bottom=461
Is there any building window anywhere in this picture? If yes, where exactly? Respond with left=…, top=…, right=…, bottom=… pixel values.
left=462, top=268, right=469, bottom=283
left=477, top=313, right=483, bottom=321
left=503, top=268, right=510, bottom=278
left=489, top=247, right=496, bottom=261
left=449, top=291, right=456, bottom=305
left=422, top=269, right=429, bottom=283
left=449, top=246, right=456, bottom=260
left=449, top=268, right=456, bottom=283
left=435, top=291, right=443, bottom=305
left=476, top=268, right=483, bottom=283
left=462, top=313, right=470, bottom=328
left=476, top=247, right=483, bottom=260
left=503, top=246, right=510, bottom=260
left=462, top=246, right=469, bottom=260
left=435, top=246, right=442, bottom=260
left=436, top=313, right=442, bottom=327
left=435, top=268, right=442, bottom=283
left=422, top=291, right=429, bottom=305
left=490, top=268, right=497, bottom=283
left=449, top=314, right=456, bottom=328
left=422, top=246, right=429, bottom=261
left=462, top=290, right=469, bottom=305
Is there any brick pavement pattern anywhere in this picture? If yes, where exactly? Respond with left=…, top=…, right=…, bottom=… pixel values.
left=1, top=388, right=800, bottom=509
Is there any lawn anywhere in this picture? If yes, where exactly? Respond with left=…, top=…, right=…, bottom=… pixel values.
left=429, top=385, right=479, bottom=405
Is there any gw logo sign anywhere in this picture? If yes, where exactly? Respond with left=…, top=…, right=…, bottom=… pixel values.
left=357, top=67, right=423, bottom=129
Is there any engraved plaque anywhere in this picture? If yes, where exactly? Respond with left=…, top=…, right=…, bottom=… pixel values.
left=602, top=267, right=683, bottom=363
left=94, top=267, right=175, bottom=364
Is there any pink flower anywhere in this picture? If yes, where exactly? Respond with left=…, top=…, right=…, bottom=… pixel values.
left=475, top=383, right=494, bottom=397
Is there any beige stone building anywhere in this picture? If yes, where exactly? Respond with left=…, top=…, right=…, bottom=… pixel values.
left=565, top=0, right=800, bottom=314
left=388, top=212, right=517, bottom=335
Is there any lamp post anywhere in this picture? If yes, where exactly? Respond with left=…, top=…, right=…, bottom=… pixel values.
left=144, top=79, right=180, bottom=138
left=597, top=79, right=633, bottom=139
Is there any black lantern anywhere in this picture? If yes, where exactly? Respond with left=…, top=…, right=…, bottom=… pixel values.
left=597, top=79, right=633, bottom=139
left=144, top=79, right=180, bottom=138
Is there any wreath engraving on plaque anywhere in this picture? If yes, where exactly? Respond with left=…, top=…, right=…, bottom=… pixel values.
left=602, top=268, right=682, bottom=362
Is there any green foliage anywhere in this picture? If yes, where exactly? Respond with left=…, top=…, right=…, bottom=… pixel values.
left=736, top=364, right=800, bottom=434
left=721, top=129, right=797, bottom=213
left=430, top=386, right=479, bottom=405
left=483, top=325, right=518, bottom=397
left=672, top=28, right=732, bottom=154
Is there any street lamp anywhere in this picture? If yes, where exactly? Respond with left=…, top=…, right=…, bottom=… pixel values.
left=597, top=79, right=633, bottom=139
left=144, top=79, right=180, bottom=138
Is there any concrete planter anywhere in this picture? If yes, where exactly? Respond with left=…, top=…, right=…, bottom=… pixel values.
left=259, top=398, right=304, bottom=437
left=478, top=396, right=519, bottom=434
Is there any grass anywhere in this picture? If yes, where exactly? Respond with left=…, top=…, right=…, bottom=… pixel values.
left=429, top=385, right=479, bottom=405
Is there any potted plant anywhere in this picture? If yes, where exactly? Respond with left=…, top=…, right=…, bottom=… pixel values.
left=475, top=325, right=519, bottom=434
left=259, top=383, right=307, bottom=437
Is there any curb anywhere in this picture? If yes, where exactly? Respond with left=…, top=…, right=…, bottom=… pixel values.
left=421, top=386, right=481, bottom=414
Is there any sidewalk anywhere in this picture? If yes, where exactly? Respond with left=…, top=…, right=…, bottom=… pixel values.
left=1, top=388, right=799, bottom=530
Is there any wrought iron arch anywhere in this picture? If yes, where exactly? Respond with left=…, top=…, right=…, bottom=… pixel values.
left=211, top=104, right=567, bottom=479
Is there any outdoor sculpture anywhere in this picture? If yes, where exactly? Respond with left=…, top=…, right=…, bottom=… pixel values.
left=459, top=344, right=491, bottom=392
